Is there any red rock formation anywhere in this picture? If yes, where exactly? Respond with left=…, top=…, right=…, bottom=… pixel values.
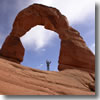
left=0, top=35, right=24, bottom=63
left=58, top=26, right=95, bottom=72
left=0, top=4, right=95, bottom=72
left=0, top=58, right=95, bottom=95
left=10, top=4, right=69, bottom=37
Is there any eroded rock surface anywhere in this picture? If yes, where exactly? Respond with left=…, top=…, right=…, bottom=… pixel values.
left=0, top=35, right=24, bottom=63
left=0, top=4, right=95, bottom=72
left=0, top=58, right=95, bottom=95
left=10, top=4, right=69, bottom=37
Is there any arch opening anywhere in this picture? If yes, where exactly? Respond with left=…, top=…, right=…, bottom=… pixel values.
left=0, top=4, right=95, bottom=72
left=21, top=25, right=60, bottom=71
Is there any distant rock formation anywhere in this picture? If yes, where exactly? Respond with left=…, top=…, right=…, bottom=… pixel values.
left=0, top=58, right=95, bottom=95
left=0, top=4, right=95, bottom=72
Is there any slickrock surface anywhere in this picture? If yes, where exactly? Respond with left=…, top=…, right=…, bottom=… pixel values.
left=0, top=58, right=95, bottom=95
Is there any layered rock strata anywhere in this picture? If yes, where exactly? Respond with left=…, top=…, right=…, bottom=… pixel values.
left=0, top=58, right=95, bottom=95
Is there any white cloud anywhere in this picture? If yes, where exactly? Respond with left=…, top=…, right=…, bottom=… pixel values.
left=0, top=96, right=4, bottom=100
left=21, top=26, right=57, bottom=51
left=29, top=0, right=53, bottom=6
left=89, top=43, right=95, bottom=54
left=54, top=0, right=95, bottom=24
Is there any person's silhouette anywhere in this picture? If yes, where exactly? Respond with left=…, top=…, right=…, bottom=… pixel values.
left=46, top=60, right=51, bottom=71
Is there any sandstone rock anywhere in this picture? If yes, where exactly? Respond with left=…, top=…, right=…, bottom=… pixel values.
left=0, top=4, right=95, bottom=72
left=10, top=4, right=69, bottom=37
left=0, top=35, right=24, bottom=63
left=58, top=39, right=95, bottom=73
left=0, top=58, right=95, bottom=95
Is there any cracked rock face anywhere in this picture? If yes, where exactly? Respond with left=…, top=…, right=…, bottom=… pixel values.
left=0, top=4, right=95, bottom=72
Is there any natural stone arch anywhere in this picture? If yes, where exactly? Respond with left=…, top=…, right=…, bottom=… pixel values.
left=0, top=4, right=95, bottom=72
left=10, top=4, right=69, bottom=37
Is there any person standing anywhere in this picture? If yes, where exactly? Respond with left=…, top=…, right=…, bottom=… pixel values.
left=46, top=60, right=51, bottom=71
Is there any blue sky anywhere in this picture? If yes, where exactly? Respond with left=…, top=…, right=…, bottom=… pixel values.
left=0, top=0, right=95, bottom=71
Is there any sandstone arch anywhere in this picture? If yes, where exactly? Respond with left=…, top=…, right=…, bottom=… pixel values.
left=0, top=4, right=95, bottom=72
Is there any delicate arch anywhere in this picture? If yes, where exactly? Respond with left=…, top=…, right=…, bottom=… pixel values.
left=0, top=4, right=95, bottom=72
left=10, top=4, right=69, bottom=37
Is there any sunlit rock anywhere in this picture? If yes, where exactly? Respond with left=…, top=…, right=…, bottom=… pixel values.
left=0, top=4, right=95, bottom=72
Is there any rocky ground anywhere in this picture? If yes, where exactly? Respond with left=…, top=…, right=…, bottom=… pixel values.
left=0, top=57, right=95, bottom=95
